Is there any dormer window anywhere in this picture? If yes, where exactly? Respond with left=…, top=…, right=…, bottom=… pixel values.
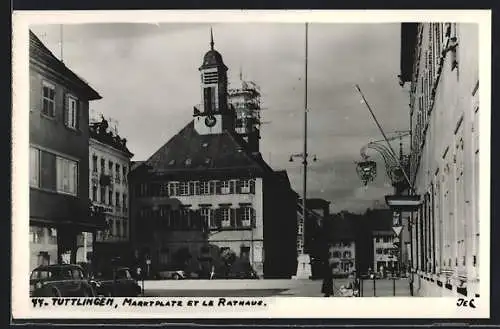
left=185, top=158, right=192, bottom=166
left=202, top=142, right=209, bottom=148
left=204, top=157, right=211, bottom=165
left=168, top=159, right=176, bottom=166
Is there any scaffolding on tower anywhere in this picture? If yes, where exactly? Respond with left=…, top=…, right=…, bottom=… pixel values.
left=228, top=74, right=263, bottom=140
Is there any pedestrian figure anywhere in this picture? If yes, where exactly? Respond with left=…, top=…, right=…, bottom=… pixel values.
left=409, top=272, right=414, bottom=296
left=321, top=261, right=334, bottom=297
left=209, top=265, right=215, bottom=280
left=353, top=271, right=360, bottom=295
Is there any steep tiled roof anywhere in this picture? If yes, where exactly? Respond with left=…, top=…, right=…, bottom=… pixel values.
left=29, top=30, right=101, bottom=100
left=140, top=120, right=273, bottom=177
left=131, top=161, right=145, bottom=171
left=89, top=119, right=133, bottom=157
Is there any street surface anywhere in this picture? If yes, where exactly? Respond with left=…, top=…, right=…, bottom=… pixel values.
left=141, top=278, right=411, bottom=297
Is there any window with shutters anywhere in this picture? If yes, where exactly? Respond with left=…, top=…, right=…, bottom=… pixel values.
left=159, top=182, right=169, bottom=196
left=200, top=207, right=215, bottom=229
left=240, top=179, right=251, bottom=193
left=122, top=166, right=128, bottom=184
left=209, top=180, right=217, bottom=194
left=115, top=164, right=121, bottom=183
left=108, top=161, right=113, bottom=177
left=200, top=181, right=210, bottom=195
left=239, top=206, right=254, bottom=227
left=168, top=182, right=179, bottom=196
left=179, top=182, right=189, bottom=196
left=189, top=181, right=200, bottom=195
left=65, top=95, right=78, bottom=129
left=221, top=181, right=230, bottom=194
left=41, top=81, right=56, bottom=117
left=108, top=189, right=113, bottom=206
left=229, top=180, right=237, bottom=194
left=92, top=155, right=98, bottom=173
left=220, top=207, right=231, bottom=228
left=249, top=179, right=256, bottom=194
left=115, top=192, right=120, bottom=210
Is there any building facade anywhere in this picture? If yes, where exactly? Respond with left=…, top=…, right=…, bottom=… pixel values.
left=329, top=240, right=356, bottom=276
left=29, top=30, right=102, bottom=271
left=86, top=117, right=134, bottom=267
left=129, top=31, right=297, bottom=279
left=400, top=23, right=479, bottom=297
left=372, top=230, right=398, bottom=276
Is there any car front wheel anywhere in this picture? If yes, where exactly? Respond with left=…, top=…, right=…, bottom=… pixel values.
left=172, top=274, right=181, bottom=280
left=51, top=287, right=62, bottom=297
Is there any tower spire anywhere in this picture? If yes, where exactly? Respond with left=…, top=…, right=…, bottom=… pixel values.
left=210, top=27, right=214, bottom=50
left=239, top=65, right=243, bottom=81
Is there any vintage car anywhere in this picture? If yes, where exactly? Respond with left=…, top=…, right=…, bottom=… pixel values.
left=30, top=264, right=96, bottom=297
left=156, top=268, right=188, bottom=280
left=90, top=266, right=142, bottom=297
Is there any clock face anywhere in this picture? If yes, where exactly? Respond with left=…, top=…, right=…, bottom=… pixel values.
left=205, top=115, right=217, bottom=127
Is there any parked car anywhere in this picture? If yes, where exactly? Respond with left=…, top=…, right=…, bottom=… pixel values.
left=156, top=266, right=188, bottom=280
left=90, top=266, right=142, bottom=297
left=30, top=264, right=96, bottom=297
left=227, top=259, right=259, bottom=279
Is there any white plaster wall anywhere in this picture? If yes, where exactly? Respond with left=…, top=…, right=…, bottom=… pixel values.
left=89, top=139, right=131, bottom=241
left=412, top=23, right=479, bottom=296
left=152, top=178, right=265, bottom=274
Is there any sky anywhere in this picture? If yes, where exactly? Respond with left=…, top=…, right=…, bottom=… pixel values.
left=30, top=22, right=411, bottom=213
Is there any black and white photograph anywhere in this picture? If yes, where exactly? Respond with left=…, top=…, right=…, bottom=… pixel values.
left=12, top=10, right=490, bottom=319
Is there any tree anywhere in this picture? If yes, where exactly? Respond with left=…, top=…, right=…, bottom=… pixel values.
left=173, top=248, right=192, bottom=269
left=220, top=248, right=237, bottom=277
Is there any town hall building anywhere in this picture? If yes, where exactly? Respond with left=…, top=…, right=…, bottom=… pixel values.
left=129, top=30, right=298, bottom=278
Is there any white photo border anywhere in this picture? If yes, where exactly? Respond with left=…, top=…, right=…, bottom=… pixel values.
left=12, top=9, right=492, bottom=319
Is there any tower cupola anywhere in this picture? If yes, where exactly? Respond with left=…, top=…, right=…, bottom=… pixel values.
left=194, top=28, right=234, bottom=135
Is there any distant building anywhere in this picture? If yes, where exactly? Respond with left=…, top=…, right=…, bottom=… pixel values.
left=327, top=213, right=356, bottom=277
left=329, top=241, right=356, bottom=276
left=86, top=116, right=134, bottom=267
left=129, top=31, right=297, bottom=279
left=372, top=230, right=398, bottom=276
left=400, top=23, right=479, bottom=297
left=29, top=30, right=102, bottom=271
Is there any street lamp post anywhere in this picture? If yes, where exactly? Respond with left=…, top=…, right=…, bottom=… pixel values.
left=291, top=22, right=315, bottom=279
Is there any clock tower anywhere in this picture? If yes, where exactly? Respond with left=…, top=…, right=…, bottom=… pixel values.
left=194, top=28, right=235, bottom=135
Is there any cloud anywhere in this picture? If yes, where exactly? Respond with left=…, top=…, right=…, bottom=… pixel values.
left=29, top=22, right=409, bottom=212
